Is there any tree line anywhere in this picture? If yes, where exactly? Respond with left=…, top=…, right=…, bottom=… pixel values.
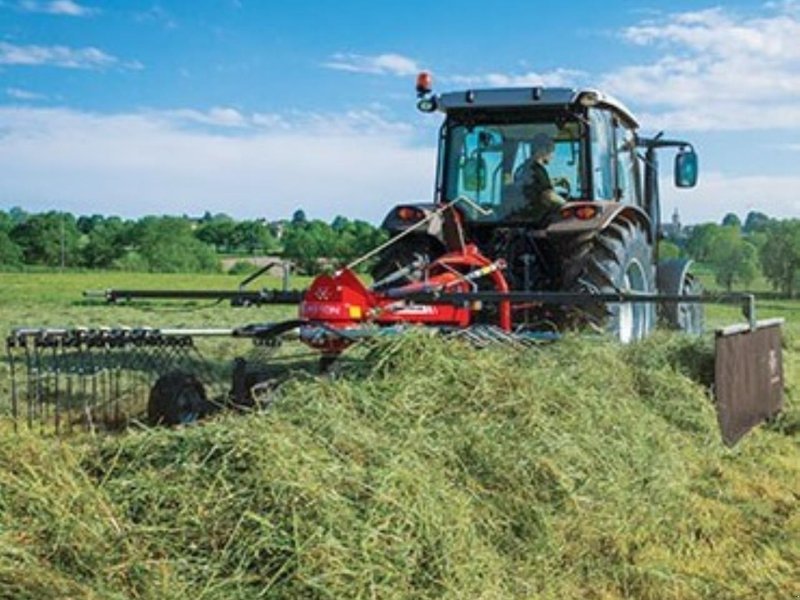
left=2, top=206, right=798, bottom=293
left=662, top=211, right=800, bottom=296
left=0, top=208, right=386, bottom=274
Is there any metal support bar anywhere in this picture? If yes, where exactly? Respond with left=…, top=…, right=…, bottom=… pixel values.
left=83, top=288, right=304, bottom=305
left=389, top=290, right=757, bottom=307
left=236, top=260, right=293, bottom=293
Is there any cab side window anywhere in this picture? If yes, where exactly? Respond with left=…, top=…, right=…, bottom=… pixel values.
left=589, top=109, right=614, bottom=200
left=615, top=122, right=639, bottom=205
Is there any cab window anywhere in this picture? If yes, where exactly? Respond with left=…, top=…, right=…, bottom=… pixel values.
left=444, top=119, right=584, bottom=222
left=615, top=122, right=639, bottom=205
left=589, top=109, right=615, bottom=200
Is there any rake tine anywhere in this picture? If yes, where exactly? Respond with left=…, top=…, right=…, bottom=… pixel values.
left=106, top=341, right=119, bottom=427
left=53, top=340, right=62, bottom=435
left=7, top=336, right=19, bottom=432
left=66, top=346, right=74, bottom=435
left=34, top=338, right=45, bottom=432
left=78, top=333, right=90, bottom=433
left=23, top=339, right=34, bottom=430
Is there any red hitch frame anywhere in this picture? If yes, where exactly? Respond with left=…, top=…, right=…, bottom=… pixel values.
left=299, top=244, right=511, bottom=351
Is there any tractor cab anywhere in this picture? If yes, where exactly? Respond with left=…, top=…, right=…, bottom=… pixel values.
left=372, top=74, right=703, bottom=341
left=430, top=86, right=697, bottom=231
left=380, top=79, right=697, bottom=250
left=437, top=88, right=639, bottom=223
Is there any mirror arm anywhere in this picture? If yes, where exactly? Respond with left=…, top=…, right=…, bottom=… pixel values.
left=638, top=137, right=694, bottom=152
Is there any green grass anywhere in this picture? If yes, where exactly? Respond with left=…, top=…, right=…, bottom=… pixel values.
left=0, top=273, right=798, bottom=599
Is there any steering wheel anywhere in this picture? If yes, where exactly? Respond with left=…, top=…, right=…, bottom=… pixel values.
left=552, top=176, right=571, bottom=196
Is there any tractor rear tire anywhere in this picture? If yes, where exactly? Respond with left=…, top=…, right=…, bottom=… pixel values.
left=148, top=371, right=208, bottom=426
left=562, top=217, right=656, bottom=343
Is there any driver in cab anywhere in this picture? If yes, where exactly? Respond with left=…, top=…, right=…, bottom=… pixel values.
left=511, top=132, right=568, bottom=225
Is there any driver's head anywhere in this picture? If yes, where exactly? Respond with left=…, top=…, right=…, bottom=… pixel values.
left=532, top=133, right=555, bottom=163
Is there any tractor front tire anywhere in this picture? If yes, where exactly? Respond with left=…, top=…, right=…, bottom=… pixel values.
left=675, top=273, right=705, bottom=334
left=562, top=217, right=656, bottom=343
left=148, top=371, right=208, bottom=426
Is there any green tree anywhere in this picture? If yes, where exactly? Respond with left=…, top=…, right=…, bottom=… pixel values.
left=282, top=220, right=338, bottom=274
left=721, top=213, right=742, bottom=228
left=759, top=219, right=800, bottom=296
left=331, top=215, right=349, bottom=232
left=0, top=230, right=22, bottom=267
left=196, top=214, right=236, bottom=252
left=291, top=209, right=307, bottom=225
left=10, top=212, right=81, bottom=267
left=684, top=223, right=720, bottom=262
left=708, top=226, right=759, bottom=291
left=132, top=216, right=219, bottom=273
left=7, top=207, right=28, bottom=225
left=82, top=217, right=132, bottom=268
left=76, top=214, right=105, bottom=235
left=743, top=211, right=770, bottom=234
left=231, top=220, right=279, bottom=254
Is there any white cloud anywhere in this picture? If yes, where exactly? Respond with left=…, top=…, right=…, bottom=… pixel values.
left=166, top=106, right=249, bottom=128
left=0, top=42, right=124, bottom=69
left=0, top=105, right=791, bottom=225
left=603, top=4, right=800, bottom=130
left=323, top=52, right=420, bottom=76
left=0, top=106, right=435, bottom=222
left=17, top=0, right=97, bottom=16
left=661, top=171, right=800, bottom=223
left=447, top=68, right=586, bottom=89
left=6, top=87, right=47, bottom=100
left=149, top=106, right=413, bottom=136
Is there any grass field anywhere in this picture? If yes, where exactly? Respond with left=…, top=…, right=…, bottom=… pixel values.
left=0, top=271, right=798, bottom=599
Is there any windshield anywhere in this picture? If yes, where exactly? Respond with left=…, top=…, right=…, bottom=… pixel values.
left=442, top=117, right=585, bottom=222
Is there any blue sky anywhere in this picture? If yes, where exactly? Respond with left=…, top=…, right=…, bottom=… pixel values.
left=1, top=0, right=799, bottom=223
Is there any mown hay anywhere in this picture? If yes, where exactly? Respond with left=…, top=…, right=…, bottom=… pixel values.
left=1, top=334, right=798, bottom=599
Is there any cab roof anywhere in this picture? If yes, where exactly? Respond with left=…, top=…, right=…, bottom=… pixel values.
left=437, top=87, right=639, bottom=129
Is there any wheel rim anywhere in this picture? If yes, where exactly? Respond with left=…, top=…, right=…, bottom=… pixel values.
left=618, top=258, right=648, bottom=343
left=176, top=389, right=200, bottom=424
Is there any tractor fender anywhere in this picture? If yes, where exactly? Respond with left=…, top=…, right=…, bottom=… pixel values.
left=381, top=203, right=444, bottom=241
left=546, top=201, right=654, bottom=244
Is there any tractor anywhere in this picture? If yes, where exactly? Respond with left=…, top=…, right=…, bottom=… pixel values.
left=370, top=74, right=703, bottom=342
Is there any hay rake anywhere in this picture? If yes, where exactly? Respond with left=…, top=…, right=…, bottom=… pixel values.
left=7, top=328, right=215, bottom=432
left=2, top=212, right=787, bottom=444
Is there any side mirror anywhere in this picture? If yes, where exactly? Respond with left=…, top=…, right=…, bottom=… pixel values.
left=675, top=149, right=698, bottom=188
left=463, top=156, right=487, bottom=192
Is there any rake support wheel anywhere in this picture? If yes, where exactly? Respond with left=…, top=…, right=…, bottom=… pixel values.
left=148, top=371, right=208, bottom=426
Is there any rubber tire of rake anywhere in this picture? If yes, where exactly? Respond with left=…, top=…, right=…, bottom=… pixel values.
left=561, top=216, right=656, bottom=343
left=148, top=371, right=208, bottom=426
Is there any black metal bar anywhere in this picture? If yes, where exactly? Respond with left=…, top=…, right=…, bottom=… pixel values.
left=237, top=261, right=293, bottom=292
left=85, top=288, right=305, bottom=305
left=392, top=290, right=754, bottom=305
